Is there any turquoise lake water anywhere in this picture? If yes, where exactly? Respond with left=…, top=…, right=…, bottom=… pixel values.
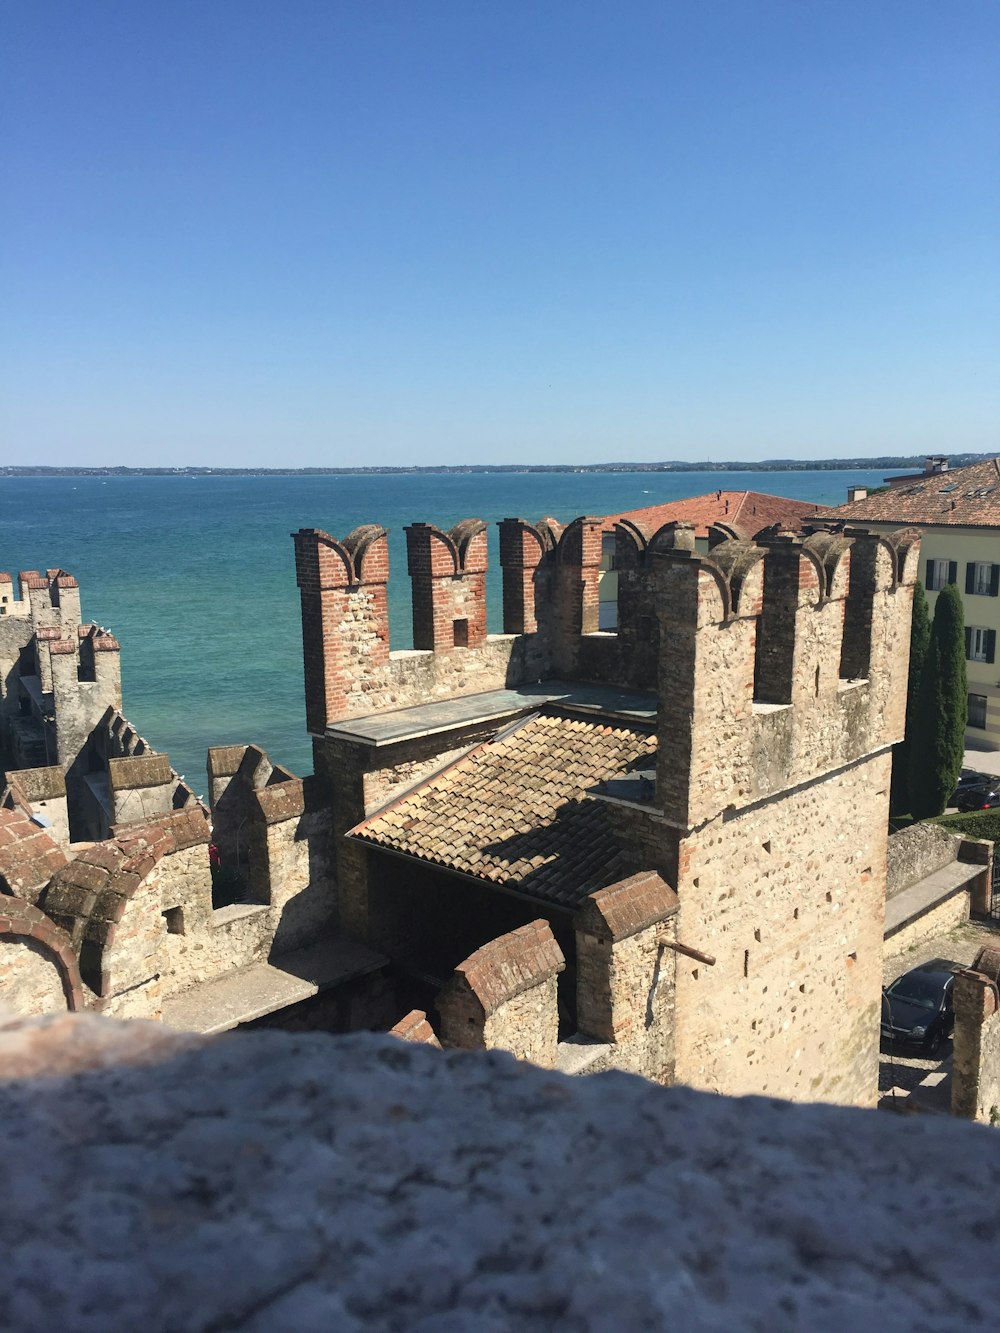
left=0, top=469, right=896, bottom=793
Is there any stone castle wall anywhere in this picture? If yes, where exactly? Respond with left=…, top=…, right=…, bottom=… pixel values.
left=669, top=753, right=890, bottom=1105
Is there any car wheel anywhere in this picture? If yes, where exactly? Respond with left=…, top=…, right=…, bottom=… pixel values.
left=925, top=1028, right=944, bottom=1057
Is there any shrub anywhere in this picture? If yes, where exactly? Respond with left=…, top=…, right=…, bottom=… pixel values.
left=909, top=583, right=967, bottom=819
left=890, top=581, right=930, bottom=816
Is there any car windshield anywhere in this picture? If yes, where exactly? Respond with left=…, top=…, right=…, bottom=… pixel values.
left=886, top=976, right=945, bottom=1011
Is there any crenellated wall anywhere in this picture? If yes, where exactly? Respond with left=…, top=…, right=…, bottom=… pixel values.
left=652, top=526, right=920, bottom=829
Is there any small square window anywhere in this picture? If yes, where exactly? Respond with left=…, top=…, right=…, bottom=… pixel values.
left=453, top=618, right=469, bottom=648
left=162, top=906, right=185, bottom=935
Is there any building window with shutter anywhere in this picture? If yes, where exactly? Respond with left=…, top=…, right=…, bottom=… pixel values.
left=965, top=627, right=996, bottom=663
left=926, top=558, right=956, bottom=591
left=966, top=561, right=1000, bottom=596
left=969, top=694, right=988, bottom=729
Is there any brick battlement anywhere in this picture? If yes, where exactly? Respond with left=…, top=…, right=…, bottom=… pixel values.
left=291, top=518, right=921, bottom=767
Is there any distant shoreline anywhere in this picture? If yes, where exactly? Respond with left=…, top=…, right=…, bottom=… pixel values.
left=0, top=455, right=986, bottom=479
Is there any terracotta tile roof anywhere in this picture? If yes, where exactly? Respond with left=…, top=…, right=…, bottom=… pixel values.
left=826, top=458, right=1000, bottom=528
left=349, top=711, right=655, bottom=910
left=0, top=810, right=68, bottom=905
left=601, top=490, right=829, bottom=539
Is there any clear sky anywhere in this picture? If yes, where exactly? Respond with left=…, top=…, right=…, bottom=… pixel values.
left=3, top=1, right=998, bottom=467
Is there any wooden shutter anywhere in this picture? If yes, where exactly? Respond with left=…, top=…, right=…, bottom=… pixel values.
left=987, top=630, right=997, bottom=664
left=991, top=565, right=1000, bottom=597
left=966, top=562, right=976, bottom=594
left=924, top=559, right=934, bottom=589
left=965, top=627, right=972, bottom=659
left=949, top=561, right=958, bottom=585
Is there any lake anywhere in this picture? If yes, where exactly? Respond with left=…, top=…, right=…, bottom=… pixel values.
left=0, top=468, right=895, bottom=791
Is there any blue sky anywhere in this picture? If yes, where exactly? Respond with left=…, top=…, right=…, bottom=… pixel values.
left=3, top=1, right=998, bottom=466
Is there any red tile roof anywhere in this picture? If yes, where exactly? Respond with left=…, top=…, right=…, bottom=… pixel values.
left=601, top=490, right=829, bottom=539
left=348, top=711, right=655, bottom=910
left=0, top=810, right=68, bottom=904
left=826, top=458, right=1000, bottom=528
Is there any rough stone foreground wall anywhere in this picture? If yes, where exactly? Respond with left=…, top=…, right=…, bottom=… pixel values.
left=672, top=752, right=891, bottom=1106
left=3, top=1011, right=1000, bottom=1331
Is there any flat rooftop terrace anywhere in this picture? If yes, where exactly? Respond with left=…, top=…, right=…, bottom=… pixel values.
left=326, top=680, right=658, bottom=749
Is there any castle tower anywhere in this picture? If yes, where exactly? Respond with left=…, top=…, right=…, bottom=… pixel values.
left=628, top=526, right=922, bottom=1105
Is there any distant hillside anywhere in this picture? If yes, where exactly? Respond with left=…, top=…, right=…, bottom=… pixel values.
left=1, top=454, right=993, bottom=478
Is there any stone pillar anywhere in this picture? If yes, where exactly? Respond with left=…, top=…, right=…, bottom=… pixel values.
left=839, top=531, right=895, bottom=682
left=82, top=628, right=123, bottom=709
left=653, top=545, right=761, bottom=829
left=554, top=517, right=603, bottom=640
left=437, top=920, right=565, bottom=1068
left=49, top=572, right=81, bottom=628
left=615, top=521, right=696, bottom=692
left=952, top=965, right=1000, bottom=1123
left=404, top=520, right=488, bottom=652
left=498, top=518, right=552, bottom=635
left=34, top=625, right=64, bottom=694
left=573, top=871, right=679, bottom=1082
left=292, top=526, right=390, bottom=732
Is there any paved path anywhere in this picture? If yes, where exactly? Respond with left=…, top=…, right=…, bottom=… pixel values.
left=964, top=742, right=1000, bottom=779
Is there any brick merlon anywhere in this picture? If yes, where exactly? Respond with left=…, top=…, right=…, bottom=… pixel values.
left=574, top=871, right=679, bottom=943
left=390, top=1010, right=441, bottom=1046
left=447, top=920, right=565, bottom=1017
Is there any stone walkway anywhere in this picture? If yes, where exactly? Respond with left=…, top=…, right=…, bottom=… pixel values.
left=963, top=741, right=1000, bottom=779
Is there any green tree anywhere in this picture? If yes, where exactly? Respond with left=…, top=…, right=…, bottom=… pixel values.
left=890, top=581, right=931, bottom=815
left=908, top=582, right=967, bottom=819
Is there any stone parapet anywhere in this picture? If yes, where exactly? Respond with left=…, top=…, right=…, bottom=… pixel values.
left=438, top=920, right=565, bottom=1067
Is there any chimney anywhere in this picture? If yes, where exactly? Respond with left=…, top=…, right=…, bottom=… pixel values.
left=847, top=486, right=868, bottom=503
left=925, top=456, right=949, bottom=476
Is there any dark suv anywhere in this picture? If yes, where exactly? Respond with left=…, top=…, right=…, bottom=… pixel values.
left=881, top=958, right=961, bottom=1055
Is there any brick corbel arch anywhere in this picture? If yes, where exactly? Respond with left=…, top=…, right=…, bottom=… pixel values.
left=0, top=898, right=85, bottom=1012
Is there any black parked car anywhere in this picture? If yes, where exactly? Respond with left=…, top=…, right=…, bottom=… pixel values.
left=955, top=782, right=1000, bottom=813
left=952, top=769, right=991, bottom=802
left=881, top=958, right=961, bottom=1055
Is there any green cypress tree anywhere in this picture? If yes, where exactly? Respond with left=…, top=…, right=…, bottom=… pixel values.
left=908, top=582, right=967, bottom=819
left=890, top=581, right=930, bottom=815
